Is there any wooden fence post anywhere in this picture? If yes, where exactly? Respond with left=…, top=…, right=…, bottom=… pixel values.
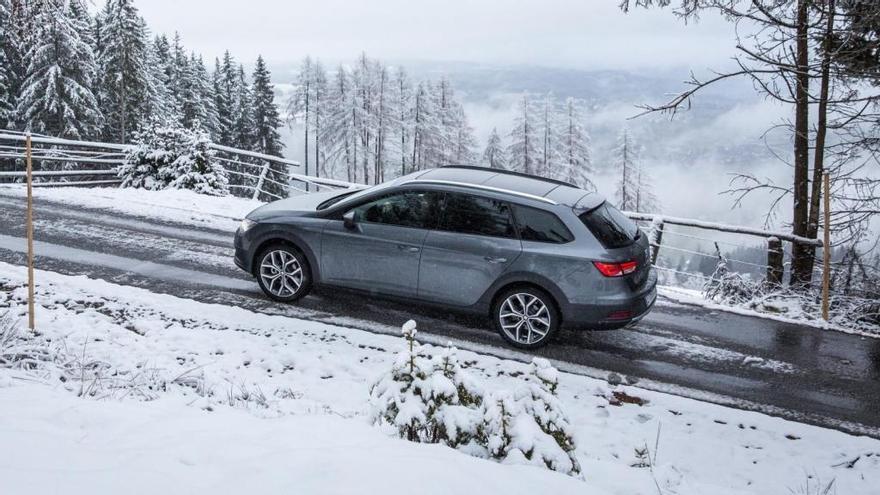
left=766, top=237, right=784, bottom=286
left=821, top=173, right=831, bottom=321
left=252, top=160, right=269, bottom=201
left=26, top=133, right=35, bottom=331
left=650, top=219, right=664, bottom=265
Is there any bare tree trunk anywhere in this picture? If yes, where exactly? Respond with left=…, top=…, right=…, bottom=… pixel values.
left=804, top=0, right=837, bottom=276
left=790, top=0, right=813, bottom=287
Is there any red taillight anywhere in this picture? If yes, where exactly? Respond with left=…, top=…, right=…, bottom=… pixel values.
left=593, top=260, right=638, bottom=277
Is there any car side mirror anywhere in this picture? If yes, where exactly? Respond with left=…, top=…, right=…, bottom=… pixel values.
left=343, top=210, right=357, bottom=230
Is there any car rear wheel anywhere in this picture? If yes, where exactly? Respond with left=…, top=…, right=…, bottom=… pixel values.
left=256, top=244, right=312, bottom=302
left=493, top=287, right=559, bottom=349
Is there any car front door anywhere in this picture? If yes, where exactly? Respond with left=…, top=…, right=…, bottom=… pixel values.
left=321, top=190, right=442, bottom=297
left=418, top=193, right=522, bottom=306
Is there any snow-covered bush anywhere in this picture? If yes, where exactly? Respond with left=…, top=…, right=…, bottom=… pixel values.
left=481, top=358, right=581, bottom=476
left=370, top=321, right=581, bottom=477
left=369, top=320, right=484, bottom=448
left=119, top=121, right=228, bottom=195
left=703, top=258, right=764, bottom=305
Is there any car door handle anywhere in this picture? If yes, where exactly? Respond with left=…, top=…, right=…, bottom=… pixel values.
left=397, top=244, right=420, bottom=253
left=484, top=256, right=508, bottom=264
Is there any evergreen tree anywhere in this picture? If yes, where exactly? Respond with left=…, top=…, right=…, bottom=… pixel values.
left=392, top=67, right=413, bottom=176
left=312, top=61, right=328, bottom=177
left=0, top=0, right=12, bottom=128
left=213, top=51, right=237, bottom=146
left=15, top=0, right=103, bottom=140
left=483, top=128, right=507, bottom=170
left=507, top=93, right=539, bottom=175
left=449, top=105, right=477, bottom=165
left=614, top=127, right=640, bottom=211
left=99, top=0, right=154, bottom=143
left=538, top=92, right=562, bottom=179
left=559, top=97, right=594, bottom=191
left=231, top=64, right=255, bottom=151
left=251, top=56, right=287, bottom=200
left=289, top=56, right=313, bottom=179
left=411, top=82, right=442, bottom=171
left=323, top=65, right=356, bottom=182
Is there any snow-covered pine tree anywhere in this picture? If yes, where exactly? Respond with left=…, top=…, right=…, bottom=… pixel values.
left=162, top=126, right=228, bottom=196
left=251, top=55, right=287, bottom=200
left=410, top=82, right=439, bottom=171
left=179, top=54, right=219, bottom=138
left=214, top=51, right=237, bottom=146
left=392, top=67, right=413, bottom=176
left=0, top=0, right=12, bottom=128
left=312, top=61, right=328, bottom=178
left=99, top=0, right=154, bottom=143
left=614, top=127, right=639, bottom=211
left=481, top=358, right=581, bottom=476
left=231, top=64, right=255, bottom=151
left=288, top=56, right=314, bottom=180
left=507, top=93, right=539, bottom=175
left=482, top=128, right=507, bottom=170
left=3, top=0, right=35, bottom=130
left=322, top=65, right=356, bottom=182
left=15, top=0, right=103, bottom=141
left=370, top=320, right=484, bottom=448
left=449, top=105, right=477, bottom=165
left=144, top=35, right=173, bottom=125
left=120, top=119, right=228, bottom=195
left=559, top=97, right=595, bottom=191
left=633, top=160, right=659, bottom=213
left=538, top=92, right=563, bottom=179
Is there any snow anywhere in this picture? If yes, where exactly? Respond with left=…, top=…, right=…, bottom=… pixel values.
left=1, top=261, right=879, bottom=495
left=0, top=186, right=261, bottom=231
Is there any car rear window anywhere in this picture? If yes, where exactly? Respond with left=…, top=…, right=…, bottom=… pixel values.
left=579, top=202, right=640, bottom=249
left=512, top=205, right=573, bottom=244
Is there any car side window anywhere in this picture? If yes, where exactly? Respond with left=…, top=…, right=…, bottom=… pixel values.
left=512, top=204, right=574, bottom=244
left=440, top=193, right=515, bottom=238
left=350, top=190, right=442, bottom=229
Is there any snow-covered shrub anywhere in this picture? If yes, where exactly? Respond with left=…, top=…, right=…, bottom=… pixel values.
left=119, top=121, right=228, bottom=195
left=370, top=322, right=581, bottom=477
left=369, top=320, right=484, bottom=448
left=703, top=258, right=765, bottom=305
left=480, top=358, right=581, bottom=476
left=161, top=128, right=229, bottom=196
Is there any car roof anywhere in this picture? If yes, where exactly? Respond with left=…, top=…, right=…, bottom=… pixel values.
left=404, top=166, right=605, bottom=208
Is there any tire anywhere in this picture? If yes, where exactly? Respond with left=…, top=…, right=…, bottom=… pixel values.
left=492, top=286, right=560, bottom=349
left=255, top=243, right=312, bottom=303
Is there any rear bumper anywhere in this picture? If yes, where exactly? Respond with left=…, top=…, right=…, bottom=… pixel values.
left=562, top=269, right=657, bottom=330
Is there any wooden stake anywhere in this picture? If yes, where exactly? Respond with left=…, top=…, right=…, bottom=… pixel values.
left=821, top=173, right=831, bottom=322
left=26, top=133, right=35, bottom=331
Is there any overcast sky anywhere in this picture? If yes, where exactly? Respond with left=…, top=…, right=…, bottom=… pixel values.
left=134, top=0, right=737, bottom=71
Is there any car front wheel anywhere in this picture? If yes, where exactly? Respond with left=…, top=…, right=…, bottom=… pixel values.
left=255, top=244, right=312, bottom=302
left=493, top=287, right=559, bottom=349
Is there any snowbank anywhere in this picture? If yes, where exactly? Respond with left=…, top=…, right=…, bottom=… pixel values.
left=0, top=186, right=260, bottom=231
left=0, top=261, right=878, bottom=495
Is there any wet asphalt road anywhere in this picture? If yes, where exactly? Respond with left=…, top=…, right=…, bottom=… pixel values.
left=0, top=190, right=878, bottom=437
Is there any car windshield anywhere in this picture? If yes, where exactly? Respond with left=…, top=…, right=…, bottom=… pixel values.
left=578, top=201, right=640, bottom=249
left=317, top=190, right=360, bottom=210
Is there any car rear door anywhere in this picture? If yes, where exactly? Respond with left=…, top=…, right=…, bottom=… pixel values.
left=321, top=190, right=442, bottom=297
left=418, top=193, right=521, bottom=306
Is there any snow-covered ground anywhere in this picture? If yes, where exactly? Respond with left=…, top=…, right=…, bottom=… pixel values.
left=1, top=261, right=878, bottom=495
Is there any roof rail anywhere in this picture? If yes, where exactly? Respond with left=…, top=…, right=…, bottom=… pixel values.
left=406, top=179, right=558, bottom=205
left=439, top=165, right=577, bottom=189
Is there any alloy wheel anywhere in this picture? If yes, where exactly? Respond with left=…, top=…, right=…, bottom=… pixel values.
left=259, top=250, right=303, bottom=298
left=498, top=292, right=552, bottom=346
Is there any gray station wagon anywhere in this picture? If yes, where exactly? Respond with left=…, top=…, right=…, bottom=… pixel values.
left=234, top=166, right=657, bottom=349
